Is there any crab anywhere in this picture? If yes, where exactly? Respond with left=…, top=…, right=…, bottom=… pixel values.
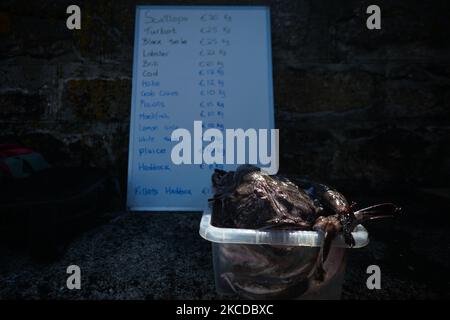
left=211, top=164, right=401, bottom=280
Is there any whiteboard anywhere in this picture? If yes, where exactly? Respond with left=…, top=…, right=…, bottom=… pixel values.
left=127, top=5, right=274, bottom=211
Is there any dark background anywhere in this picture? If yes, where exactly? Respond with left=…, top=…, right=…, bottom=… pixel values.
left=1, top=0, right=450, bottom=190
left=0, top=0, right=449, bottom=299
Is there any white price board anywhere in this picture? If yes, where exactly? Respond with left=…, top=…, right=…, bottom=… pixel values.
left=127, top=5, right=274, bottom=211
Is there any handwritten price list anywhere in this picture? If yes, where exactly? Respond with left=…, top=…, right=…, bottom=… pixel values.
left=128, top=7, right=273, bottom=210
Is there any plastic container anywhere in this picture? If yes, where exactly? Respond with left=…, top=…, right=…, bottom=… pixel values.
left=199, top=207, right=369, bottom=299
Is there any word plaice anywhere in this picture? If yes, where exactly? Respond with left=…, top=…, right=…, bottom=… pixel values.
left=127, top=5, right=275, bottom=211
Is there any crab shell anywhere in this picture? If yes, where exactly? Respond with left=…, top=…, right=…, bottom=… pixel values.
left=211, top=165, right=318, bottom=230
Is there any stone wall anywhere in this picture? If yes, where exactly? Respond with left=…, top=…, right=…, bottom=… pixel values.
left=1, top=0, right=449, bottom=191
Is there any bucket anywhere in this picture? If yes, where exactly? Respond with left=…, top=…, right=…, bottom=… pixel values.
left=199, top=207, right=369, bottom=299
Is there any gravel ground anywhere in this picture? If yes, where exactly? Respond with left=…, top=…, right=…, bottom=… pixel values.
left=0, top=192, right=449, bottom=300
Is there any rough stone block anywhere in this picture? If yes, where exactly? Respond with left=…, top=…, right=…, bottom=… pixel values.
left=0, top=3, right=76, bottom=62
left=0, top=91, right=47, bottom=121
left=275, top=67, right=375, bottom=113
left=62, top=78, right=131, bottom=121
left=330, top=0, right=450, bottom=62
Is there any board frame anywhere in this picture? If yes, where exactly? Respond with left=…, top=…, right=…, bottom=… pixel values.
left=127, top=5, right=275, bottom=212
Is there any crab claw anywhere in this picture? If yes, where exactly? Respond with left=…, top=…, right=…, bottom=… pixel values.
left=354, top=203, right=401, bottom=222
left=312, top=215, right=342, bottom=280
left=343, top=231, right=356, bottom=247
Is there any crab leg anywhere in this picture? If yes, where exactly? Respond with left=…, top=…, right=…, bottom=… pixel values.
left=354, top=203, right=401, bottom=222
